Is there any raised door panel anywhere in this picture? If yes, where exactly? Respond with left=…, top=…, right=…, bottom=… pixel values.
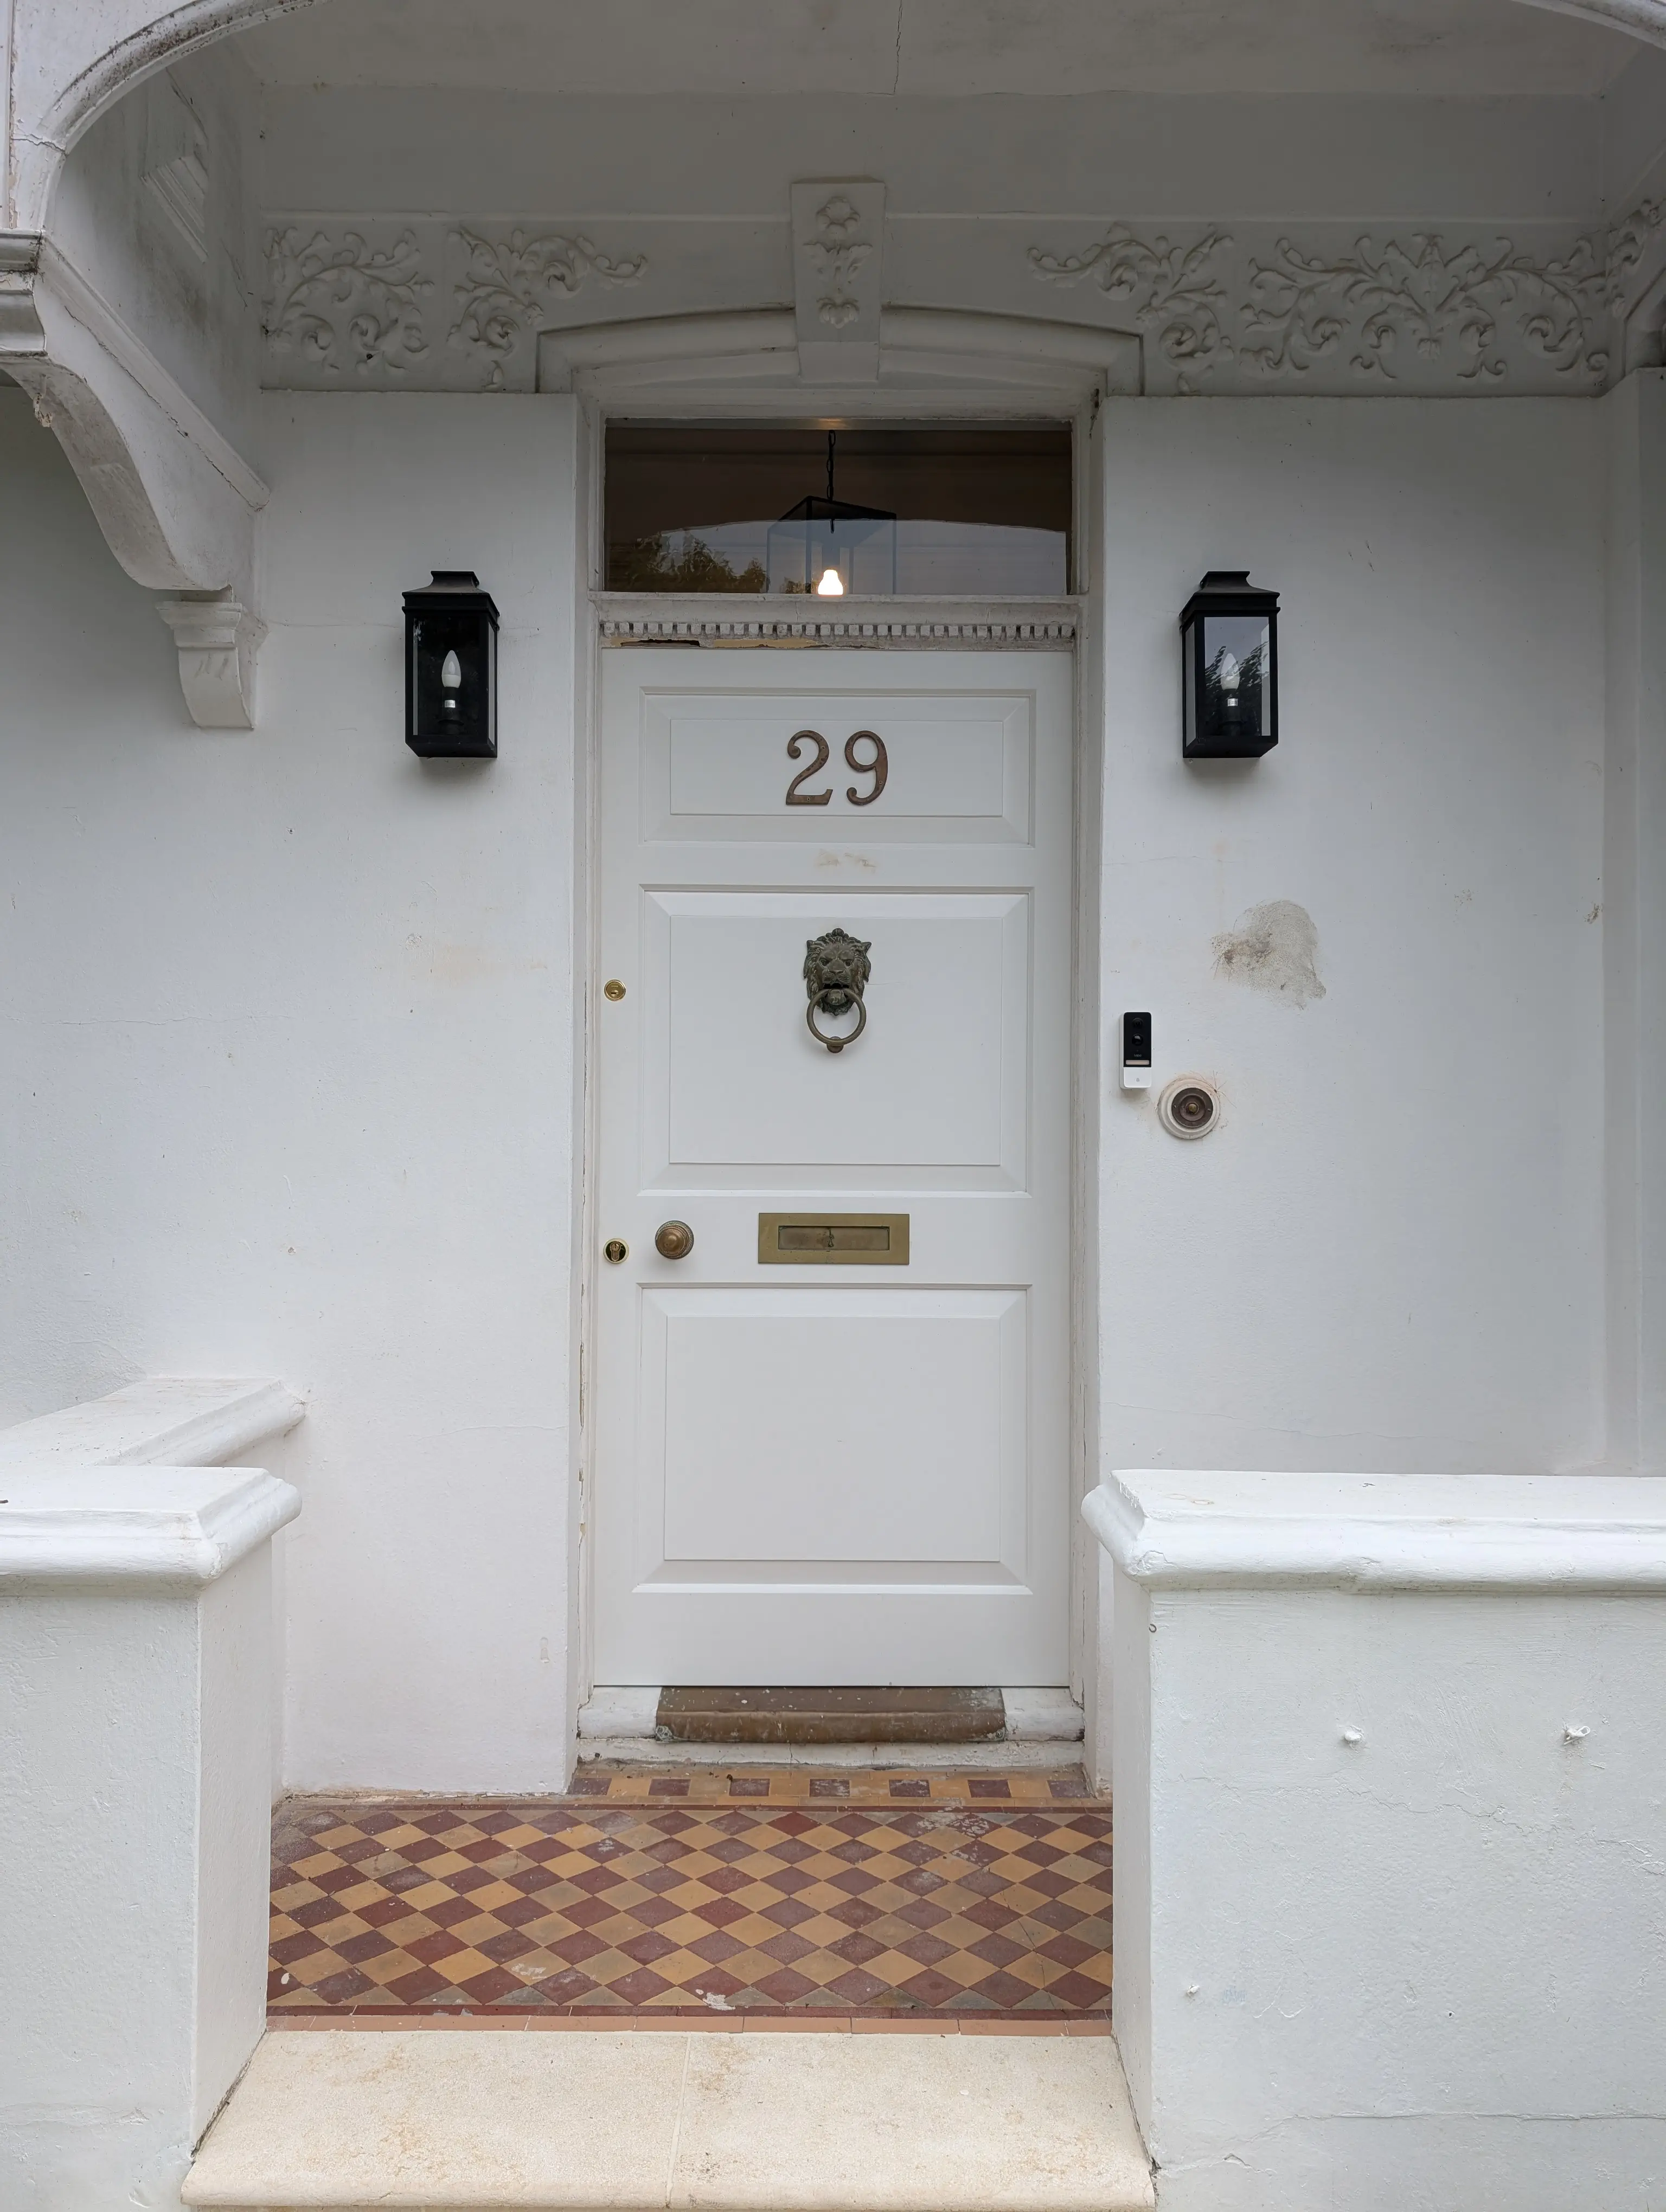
left=643, top=690, right=1033, bottom=843
left=638, top=1287, right=1028, bottom=1583
left=642, top=891, right=1029, bottom=1189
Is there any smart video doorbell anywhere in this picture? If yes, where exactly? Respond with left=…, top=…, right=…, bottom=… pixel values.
left=1121, top=1011, right=1152, bottom=1091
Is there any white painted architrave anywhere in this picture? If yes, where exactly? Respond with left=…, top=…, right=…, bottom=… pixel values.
left=1086, top=1468, right=1666, bottom=1589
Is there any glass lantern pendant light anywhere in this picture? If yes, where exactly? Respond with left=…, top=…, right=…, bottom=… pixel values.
left=1179, top=570, right=1279, bottom=758
left=402, top=570, right=499, bottom=758
left=766, top=431, right=898, bottom=597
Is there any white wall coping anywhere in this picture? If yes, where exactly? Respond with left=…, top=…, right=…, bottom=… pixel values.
left=0, top=1467, right=301, bottom=1586
left=1084, top=1469, right=1666, bottom=1592
left=0, top=1377, right=303, bottom=1471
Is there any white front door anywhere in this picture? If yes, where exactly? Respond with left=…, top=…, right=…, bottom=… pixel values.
left=592, top=648, right=1073, bottom=1686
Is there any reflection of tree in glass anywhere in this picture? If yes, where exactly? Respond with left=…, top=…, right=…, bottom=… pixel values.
left=1202, top=639, right=1265, bottom=731
left=610, top=533, right=767, bottom=593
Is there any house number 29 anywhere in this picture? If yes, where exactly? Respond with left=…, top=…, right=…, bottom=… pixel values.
left=785, top=729, right=889, bottom=808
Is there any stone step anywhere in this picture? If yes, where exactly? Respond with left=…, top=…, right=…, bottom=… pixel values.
left=654, top=1684, right=1007, bottom=1745
left=183, top=2027, right=1155, bottom=2211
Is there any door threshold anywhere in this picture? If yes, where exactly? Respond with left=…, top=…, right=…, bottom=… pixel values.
left=575, top=1737, right=1083, bottom=1771
left=577, top=1684, right=1082, bottom=1769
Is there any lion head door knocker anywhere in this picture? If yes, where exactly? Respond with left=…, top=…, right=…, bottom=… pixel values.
left=804, top=928, right=872, bottom=1053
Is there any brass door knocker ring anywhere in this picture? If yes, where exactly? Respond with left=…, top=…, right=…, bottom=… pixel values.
left=804, top=928, right=871, bottom=1054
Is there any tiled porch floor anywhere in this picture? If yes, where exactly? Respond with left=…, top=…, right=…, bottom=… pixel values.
left=270, top=1767, right=1112, bottom=2022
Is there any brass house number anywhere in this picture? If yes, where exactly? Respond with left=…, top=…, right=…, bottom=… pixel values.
left=785, top=730, right=889, bottom=808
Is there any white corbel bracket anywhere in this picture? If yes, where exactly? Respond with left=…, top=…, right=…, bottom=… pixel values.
left=156, top=589, right=264, bottom=729
left=0, top=229, right=268, bottom=726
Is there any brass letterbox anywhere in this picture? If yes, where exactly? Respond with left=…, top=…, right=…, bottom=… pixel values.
left=757, top=1213, right=910, bottom=1265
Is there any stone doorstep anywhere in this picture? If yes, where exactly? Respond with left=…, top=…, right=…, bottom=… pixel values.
left=655, top=1685, right=1007, bottom=1746
left=183, top=2027, right=1155, bottom=2211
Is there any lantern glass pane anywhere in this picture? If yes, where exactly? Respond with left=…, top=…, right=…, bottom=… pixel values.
left=765, top=510, right=898, bottom=595
left=412, top=612, right=490, bottom=746
left=1200, top=612, right=1272, bottom=743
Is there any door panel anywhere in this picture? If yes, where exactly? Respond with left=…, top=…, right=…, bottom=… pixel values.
left=649, top=1287, right=1027, bottom=1568
left=648, top=892, right=1027, bottom=1181
left=594, top=648, right=1072, bottom=1686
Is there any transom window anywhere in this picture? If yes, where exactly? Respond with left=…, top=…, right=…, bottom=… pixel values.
left=605, top=422, right=1072, bottom=597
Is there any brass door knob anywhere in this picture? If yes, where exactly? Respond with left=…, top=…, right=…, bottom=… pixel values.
left=655, top=1220, right=695, bottom=1260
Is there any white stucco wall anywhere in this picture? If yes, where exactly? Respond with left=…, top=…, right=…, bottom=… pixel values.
left=0, top=384, right=581, bottom=1791
left=0, top=377, right=1614, bottom=1786
left=1097, top=396, right=1607, bottom=1478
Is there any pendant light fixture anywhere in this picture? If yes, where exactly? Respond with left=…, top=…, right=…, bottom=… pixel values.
left=766, top=430, right=898, bottom=597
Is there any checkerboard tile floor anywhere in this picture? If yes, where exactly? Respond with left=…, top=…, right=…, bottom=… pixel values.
left=270, top=1778, right=1112, bottom=2019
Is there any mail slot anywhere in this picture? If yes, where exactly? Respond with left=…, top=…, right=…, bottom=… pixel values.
left=758, top=1213, right=910, bottom=1264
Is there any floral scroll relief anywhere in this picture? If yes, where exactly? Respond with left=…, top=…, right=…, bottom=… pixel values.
left=1239, top=234, right=1609, bottom=384
left=1607, top=198, right=1666, bottom=313
left=1028, top=227, right=1233, bottom=377
left=264, top=228, right=432, bottom=377
left=447, top=228, right=648, bottom=388
left=808, top=195, right=873, bottom=330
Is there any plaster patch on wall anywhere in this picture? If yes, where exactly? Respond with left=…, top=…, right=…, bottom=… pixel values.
left=1212, top=900, right=1325, bottom=1006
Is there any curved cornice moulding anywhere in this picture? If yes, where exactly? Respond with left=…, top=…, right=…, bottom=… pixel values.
left=537, top=305, right=1140, bottom=397
left=16, top=0, right=1666, bottom=227
left=13, top=0, right=311, bottom=228
left=1515, top=0, right=1666, bottom=41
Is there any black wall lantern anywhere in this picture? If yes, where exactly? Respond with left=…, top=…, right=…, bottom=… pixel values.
left=1180, top=570, right=1279, bottom=760
left=403, top=570, right=498, bottom=758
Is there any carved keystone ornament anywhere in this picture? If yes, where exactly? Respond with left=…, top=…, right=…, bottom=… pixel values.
left=804, top=928, right=871, bottom=1052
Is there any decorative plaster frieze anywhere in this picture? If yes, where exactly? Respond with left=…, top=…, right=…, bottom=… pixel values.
left=598, top=597, right=1077, bottom=648
left=261, top=222, right=652, bottom=390
left=1029, top=227, right=1233, bottom=378
left=1239, top=234, right=1607, bottom=384
left=1601, top=194, right=1663, bottom=312
left=264, top=226, right=431, bottom=379
left=449, top=228, right=647, bottom=390
left=260, top=210, right=1651, bottom=398
left=1031, top=222, right=1611, bottom=393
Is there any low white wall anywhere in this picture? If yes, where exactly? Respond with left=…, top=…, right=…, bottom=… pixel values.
left=1, top=1462, right=298, bottom=2211
left=1093, top=1471, right=1666, bottom=2212
left=0, top=387, right=581, bottom=1791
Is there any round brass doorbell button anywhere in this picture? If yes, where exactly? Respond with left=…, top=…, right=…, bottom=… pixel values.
left=655, top=1220, right=695, bottom=1261
left=604, top=1239, right=629, bottom=1263
left=604, top=979, right=626, bottom=1001
left=1158, top=1075, right=1221, bottom=1140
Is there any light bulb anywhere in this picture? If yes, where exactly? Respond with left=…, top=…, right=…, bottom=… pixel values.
left=1217, top=650, right=1240, bottom=689
left=440, top=651, right=463, bottom=689
left=816, top=568, right=845, bottom=598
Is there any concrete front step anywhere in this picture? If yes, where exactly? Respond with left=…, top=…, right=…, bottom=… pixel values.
left=182, top=2028, right=1154, bottom=2211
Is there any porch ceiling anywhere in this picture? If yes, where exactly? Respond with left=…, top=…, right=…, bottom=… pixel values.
left=234, top=0, right=1638, bottom=98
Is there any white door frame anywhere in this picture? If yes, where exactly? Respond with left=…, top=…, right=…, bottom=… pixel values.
left=563, top=314, right=1110, bottom=1739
